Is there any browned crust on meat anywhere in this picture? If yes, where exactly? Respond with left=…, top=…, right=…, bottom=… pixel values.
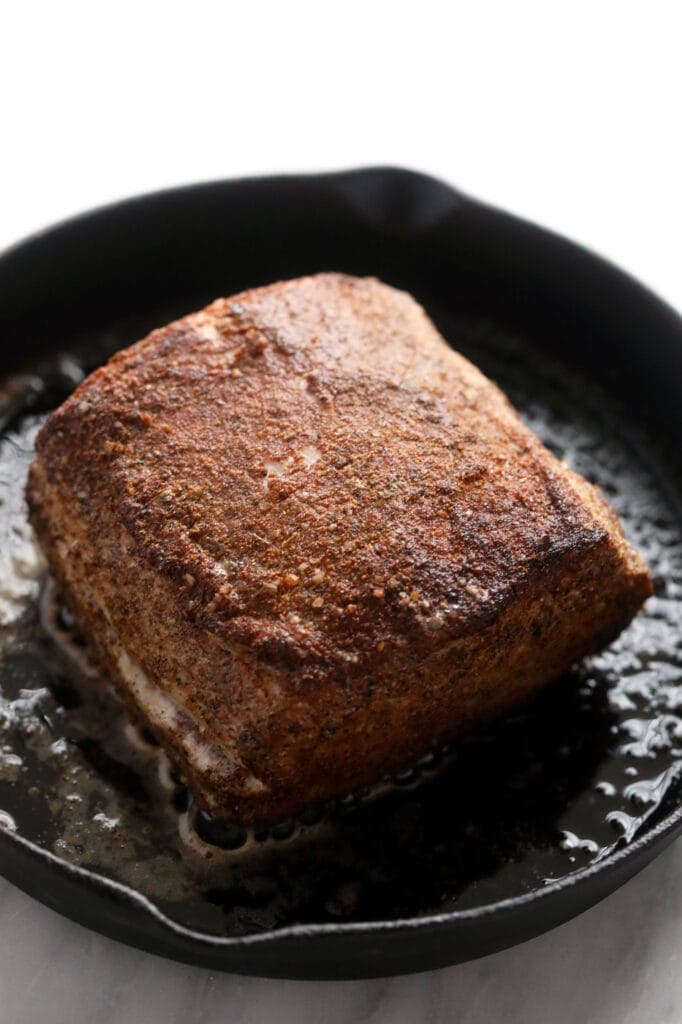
left=26, top=273, right=652, bottom=825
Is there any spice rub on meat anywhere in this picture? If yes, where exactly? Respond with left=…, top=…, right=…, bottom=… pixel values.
left=27, top=273, right=653, bottom=826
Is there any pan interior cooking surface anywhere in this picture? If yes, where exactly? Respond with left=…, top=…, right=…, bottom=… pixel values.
left=1, top=308, right=681, bottom=941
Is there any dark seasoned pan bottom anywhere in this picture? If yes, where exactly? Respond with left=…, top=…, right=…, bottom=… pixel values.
left=1, top=309, right=681, bottom=942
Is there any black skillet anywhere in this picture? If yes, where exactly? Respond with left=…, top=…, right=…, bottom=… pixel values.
left=0, top=167, right=681, bottom=979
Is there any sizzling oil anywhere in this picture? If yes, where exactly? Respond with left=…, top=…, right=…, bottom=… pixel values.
left=1, top=316, right=681, bottom=937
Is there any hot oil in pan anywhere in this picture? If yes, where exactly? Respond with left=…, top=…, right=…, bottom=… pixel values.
left=1, top=316, right=682, bottom=938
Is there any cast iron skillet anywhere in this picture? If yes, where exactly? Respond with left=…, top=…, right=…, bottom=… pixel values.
left=0, top=167, right=681, bottom=979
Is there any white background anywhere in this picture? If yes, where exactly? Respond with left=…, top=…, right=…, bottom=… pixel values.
left=1, top=3, right=681, bottom=1022
left=1, top=2, right=680, bottom=311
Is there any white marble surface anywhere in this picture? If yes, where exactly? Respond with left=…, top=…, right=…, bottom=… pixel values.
left=1, top=840, right=681, bottom=1024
